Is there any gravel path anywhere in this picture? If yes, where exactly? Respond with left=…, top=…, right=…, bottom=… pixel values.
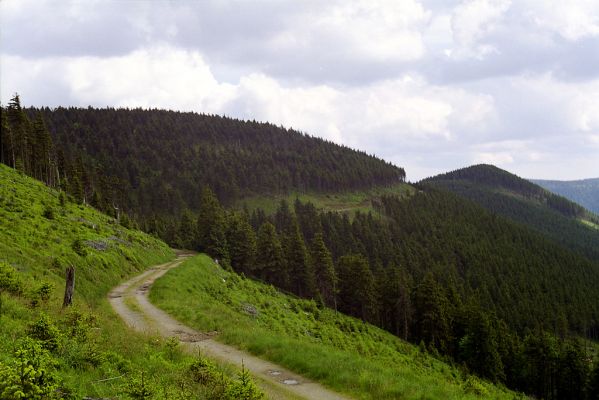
left=108, top=255, right=352, bottom=400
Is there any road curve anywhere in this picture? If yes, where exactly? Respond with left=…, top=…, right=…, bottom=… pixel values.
left=108, top=255, right=352, bottom=400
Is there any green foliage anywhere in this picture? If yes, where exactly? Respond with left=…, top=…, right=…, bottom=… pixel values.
left=461, top=376, right=489, bottom=397
left=225, top=363, right=264, bottom=400
left=125, top=371, right=154, bottom=400
left=337, top=254, right=377, bottom=323
left=28, top=313, right=62, bottom=351
left=35, top=282, right=54, bottom=302
left=71, top=238, right=87, bottom=257
left=164, top=337, right=180, bottom=360
left=226, top=212, right=257, bottom=275
left=197, top=187, right=229, bottom=260
left=62, top=308, right=97, bottom=342
left=588, top=360, right=599, bottom=400
left=255, top=222, right=287, bottom=287
left=188, top=356, right=264, bottom=400
left=0, top=337, right=61, bottom=400
left=43, top=205, right=55, bottom=219
left=0, top=261, right=23, bottom=295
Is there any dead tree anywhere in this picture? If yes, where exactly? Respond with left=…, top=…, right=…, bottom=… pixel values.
left=62, top=266, right=75, bottom=308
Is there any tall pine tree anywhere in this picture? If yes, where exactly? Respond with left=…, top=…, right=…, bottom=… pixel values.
left=196, top=187, right=228, bottom=261
left=255, top=222, right=288, bottom=287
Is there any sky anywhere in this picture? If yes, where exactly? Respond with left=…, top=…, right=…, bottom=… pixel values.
left=1, top=0, right=598, bottom=181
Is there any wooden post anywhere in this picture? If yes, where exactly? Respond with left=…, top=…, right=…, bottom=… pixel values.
left=63, top=266, right=75, bottom=308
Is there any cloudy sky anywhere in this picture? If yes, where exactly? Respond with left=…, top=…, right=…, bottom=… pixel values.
left=1, top=0, right=598, bottom=180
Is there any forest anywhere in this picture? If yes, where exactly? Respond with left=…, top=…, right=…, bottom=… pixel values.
left=423, top=165, right=599, bottom=262
left=2, top=95, right=599, bottom=399
left=8, top=100, right=404, bottom=216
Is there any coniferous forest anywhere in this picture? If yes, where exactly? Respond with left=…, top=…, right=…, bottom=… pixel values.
left=2, top=95, right=599, bottom=399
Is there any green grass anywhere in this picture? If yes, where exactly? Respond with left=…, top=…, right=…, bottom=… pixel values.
left=151, top=254, right=523, bottom=400
left=580, top=218, right=599, bottom=230
left=236, top=183, right=414, bottom=218
left=0, top=164, right=261, bottom=399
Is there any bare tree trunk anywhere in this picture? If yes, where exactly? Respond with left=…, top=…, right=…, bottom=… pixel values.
left=62, top=266, right=75, bottom=308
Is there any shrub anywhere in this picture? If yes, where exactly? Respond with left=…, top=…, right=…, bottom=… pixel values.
left=30, top=282, right=54, bottom=307
left=164, top=336, right=179, bottom=360
left=28, top=313, right=62, bottom=351
left=225, top=363, right=264, bottom=400
left=462, top=375, right=489, bottom=397
left=0, top=262, right=23, bottom=295
left=71, top=239, right=87, bottom=257
left=125, top=371, right=154, bottom=400
left=0, top=337, right=61, bottom=400
left=63, top=308, right=98, bottom=342
left=42, top=205, right=55, bottom=220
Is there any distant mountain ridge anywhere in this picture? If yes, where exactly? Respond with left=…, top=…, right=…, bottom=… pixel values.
left=531, top=177, right=599, bottom=215
left=422, top=164, right=599, bottom=261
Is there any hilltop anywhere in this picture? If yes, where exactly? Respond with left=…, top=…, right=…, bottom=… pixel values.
left=422, top=164, right=599, bottom=261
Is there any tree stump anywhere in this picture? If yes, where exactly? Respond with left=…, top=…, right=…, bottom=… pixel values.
left=63, top=266, right=75, bottom=308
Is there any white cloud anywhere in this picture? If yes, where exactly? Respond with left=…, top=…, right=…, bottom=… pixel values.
left=474, top=151, right=514, bottom=164
left=309, top=0, right=431, bottom=62
left=2, top=0, right=599, bottom=180
left=1, top=47, right=236, bottom=112
left=524, top=0, right=599, bottom=41
left=449, top=0, right=512, bottom=59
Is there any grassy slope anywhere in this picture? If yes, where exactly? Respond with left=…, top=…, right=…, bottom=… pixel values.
left=151, top=254, right=521, bottom=400
left=0, top=164, right=251, bottom=399
left=236, top=183, right=414, bottom=217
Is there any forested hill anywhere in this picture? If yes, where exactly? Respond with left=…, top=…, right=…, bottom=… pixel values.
left=19, top=105, right=404, bottom=216
left=532, top=178, right=599, bottom=215
left=422, top=164, right=599, bottom=261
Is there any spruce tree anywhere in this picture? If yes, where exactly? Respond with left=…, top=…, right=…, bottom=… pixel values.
left=6, top=94, right=30, bottom=173
left=555, top=340, right=587, bottom=400
left=283, top=215, right=316, bottom=298
left=310, top=232, right=337, bottom=309
left=196, top=187, right=228, bottom=261
left=178, top=210, right=197, bottom=250
left=413, top=272, right=451, bottom=353
left=0, top=108, right=15, bottom=167
left=256, top=222, right=287, bottom=287
left=226, top=212, right=257, bottom=275
left=31, top=114, right=53, bottom=184
left=337, top=254, right=377, bottom=322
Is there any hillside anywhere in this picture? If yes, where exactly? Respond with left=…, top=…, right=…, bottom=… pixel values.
left=422, top=164, right=599, bottom=261
left=0, top=164, right=264, bottom=399
left=150, top=254, right=517, bottom=400
left=20, top=106, right=404, bottom=215
left=532, top=178, right=599, bottom=215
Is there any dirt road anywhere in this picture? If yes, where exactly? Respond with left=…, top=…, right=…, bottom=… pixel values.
left=108, top=255, right=352, bottom=400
